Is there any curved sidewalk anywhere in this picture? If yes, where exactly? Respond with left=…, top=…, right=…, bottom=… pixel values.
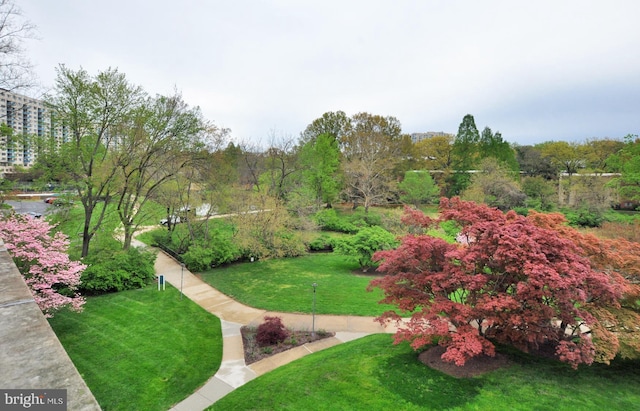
left=154, top=251, right=399, bottom=411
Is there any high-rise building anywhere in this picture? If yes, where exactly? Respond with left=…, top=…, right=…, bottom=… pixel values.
left=0, top=89, right=66, bottom=175
left=410, top=131, right=454, bottom=144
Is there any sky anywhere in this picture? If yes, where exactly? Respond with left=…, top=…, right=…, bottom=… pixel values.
left=19, top=0, right=640, bottom=147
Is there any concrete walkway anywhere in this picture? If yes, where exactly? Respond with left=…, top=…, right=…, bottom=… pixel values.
left=153, top=251, right=399, bottom=411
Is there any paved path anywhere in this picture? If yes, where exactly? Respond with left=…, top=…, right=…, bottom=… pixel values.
left=153, top=250, right=399, bottom=411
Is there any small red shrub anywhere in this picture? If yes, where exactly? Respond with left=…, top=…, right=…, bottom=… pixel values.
left=256, top=316, right=290, bottom=347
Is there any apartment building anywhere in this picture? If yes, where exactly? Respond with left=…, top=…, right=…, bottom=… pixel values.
left=410, top=131, right=454, bottom=144
left=0, top=89, right=67, bottom=175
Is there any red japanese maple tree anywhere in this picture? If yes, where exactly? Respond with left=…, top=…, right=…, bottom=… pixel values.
left=371, top=198, right=632, bottom=369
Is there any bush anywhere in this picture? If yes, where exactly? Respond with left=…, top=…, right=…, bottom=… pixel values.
left=564, top=206, right=604, bottom=228
left=314, top=208, right=358, bottom=233
left=182, top=236, right=240, bottom=271
left=334, top=226, right=399, bottom=271
left=256, top=316, right=289, bottom=347
left=308, top=234, right=335, bottom=252
left=80, top=247, right=156, bottom=295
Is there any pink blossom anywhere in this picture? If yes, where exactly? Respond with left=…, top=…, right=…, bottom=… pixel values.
left=0, top=213, right=85, bottom=317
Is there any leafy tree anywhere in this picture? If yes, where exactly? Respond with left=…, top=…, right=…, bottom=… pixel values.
left=526, top=210, right=640, bottom=362
left=539, top=141, right=584, bottom=175
left=47, top=65, right=145, bottom=257
left=521, top=176, right=557, bottom=211
left=515, top=145, right=557, bottom=180
left=0, top=0, right=36, bottom=90
left=452, top=114, right=480, bottom=170
left=259, top=134, right=300, bottom=202
left=298, top=133, right=342, bottom=208
left=341, top=112, right=403, bottom=212
left=113, top=92, right=220, bottom=249
left=334, top=226, right=398, bottom=272
left=0, top=213, right=85, bottom=317
left=371, top=198, right=628, bottom=369
left=230, top=193, right=305, bottom=259
left=398, top=171, right=439, bottom=207
left=581, top=138, right=624, bottom=172
left=608, top=134, right=640, bottom=202
left=478, top=127, right=519, bottom=172
left=415, top=134, right=454, bottom=171
left=461, top=158, right=525, bottom=211
left=300, top=111, right=351, bottom=144
left=449, top=114, right=480, bottom=195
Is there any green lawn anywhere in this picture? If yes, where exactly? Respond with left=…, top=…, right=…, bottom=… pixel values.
left=48, top=284, right=222, bottom=411
left=199, top=253, right=396, bottom=316
left=210, top=334, right=640, bottom=411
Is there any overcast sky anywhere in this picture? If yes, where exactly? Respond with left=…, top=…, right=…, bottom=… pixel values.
left=20, top=0, right=640, bottom=146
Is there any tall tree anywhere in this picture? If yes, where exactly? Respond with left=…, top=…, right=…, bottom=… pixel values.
left=298, top=132, right=342, bottom=208
left=452, top=114, right=480, bottom=170
left=539, top=141, right=584, bottom=175
left=260, top=133, right=300, bottom=202
left=449, top=114, right=480, bottom=195
left=398, top=170, right=439, bottom=207
left=371, top=198, right=630, bottom=369
left=478, top=127, right=519, bottom=172
left=0, top=0, right=36, bottom=90
left=515, top=145, right=557, bottom=179
left=341, top=112, right=403, bottom=212
left=300, top=111, right=351, bottom=144
left=581, top=138, right=624, bottom=172
left=47, top=65, right=144, bottom=257
left=608, top=134, right=640, bottom=203
left=114, top=93, right=223, bottom=249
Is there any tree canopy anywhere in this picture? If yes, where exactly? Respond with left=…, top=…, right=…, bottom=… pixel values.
left=371, top=198, right=635, bottom=369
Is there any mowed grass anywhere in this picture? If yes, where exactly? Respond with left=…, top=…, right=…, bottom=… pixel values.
left=199, top=253, right=396, bottom=317
left=48, top=284, right=222, bottom=411
left=210, top=334, right=640, bottom=411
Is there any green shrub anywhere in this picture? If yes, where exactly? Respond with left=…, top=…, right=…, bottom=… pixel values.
left=80, top=247, right=156, bottom=295
left=313, top=208, right=358, bottom=233
left=564, top=206, right=604, bottom=227
left=308, top=234, right=334, bottom=251
left=182, top=234, right=240, bottom=271
left=334, top=226, right=399, bottom=271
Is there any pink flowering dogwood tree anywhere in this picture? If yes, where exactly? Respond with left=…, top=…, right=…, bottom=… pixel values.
left=0, top=213, right=85, bottom=317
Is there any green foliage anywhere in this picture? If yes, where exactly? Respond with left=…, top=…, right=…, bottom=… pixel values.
left=314, top=208, right=358, bottom=233
left=80, top=247, right=156, bottom=295
left=313, top=207, right=384, bottom=234
left=299, top=133, right=342, bottom=206
left=398, top=171, right=439, bottom=206
left=180, top=227, right=240, bottom=271
left=563, top=205, right=605, bottom=228
left=522, top=176, right=557, bottom=212
left=308, top=234, right=335, bottom=251
left=49, top=284, right=222, bottom=411
left=181, top=241, right=238, bottom=271
left=334, top=226, right=399, bottom=271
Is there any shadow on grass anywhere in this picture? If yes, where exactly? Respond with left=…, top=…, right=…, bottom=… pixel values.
left=375, top=349, right=482, bottom=409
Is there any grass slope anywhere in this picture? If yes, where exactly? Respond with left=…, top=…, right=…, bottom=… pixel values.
left=200, top=253, right=395, bottom=317
left=210, top=334, right=640, bottom=411
left=49, top=284, right=222, bottom=411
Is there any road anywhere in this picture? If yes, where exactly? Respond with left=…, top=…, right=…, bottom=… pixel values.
left=5, top=199, right=53, bottom=216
